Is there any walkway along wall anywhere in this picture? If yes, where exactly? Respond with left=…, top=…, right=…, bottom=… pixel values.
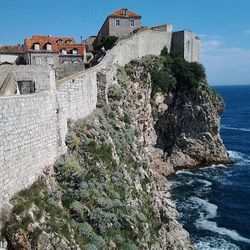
left=0, top=29, right=172, bottom=210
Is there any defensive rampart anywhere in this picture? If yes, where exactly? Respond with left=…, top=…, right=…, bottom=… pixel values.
left=0, top=29, right=172, bottom=210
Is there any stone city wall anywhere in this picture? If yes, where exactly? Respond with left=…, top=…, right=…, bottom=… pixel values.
left=0, top=91, right=58, bottom=206
left=0, top=29, right=173, bottom=210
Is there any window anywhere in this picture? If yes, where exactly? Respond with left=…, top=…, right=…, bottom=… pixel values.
left=61, top=49, right=67, bottom=55
left=34, top=43, right=40, bottom=51
left=17, top=81, right=35, bottom=94
left=72, top=49, right=78, bottom=55
left=57, top=39, right=63, bottom=44
left=115, top=19, right=120, bottom=26
left=35, top=57, right=42, bottom=65
left=46, top=43, right=52, bottom=51
left=66, top=40, right=72, bottom=44
left=130, top=19, right=135, bottom=27
left=47, top=57, right=53, bottom=65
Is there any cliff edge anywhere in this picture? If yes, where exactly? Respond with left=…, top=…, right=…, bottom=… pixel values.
left=1, top=52, right=229, bottom=249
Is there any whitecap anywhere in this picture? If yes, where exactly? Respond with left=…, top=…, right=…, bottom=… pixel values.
left=195, top=219, right=250, bottom=244
left=190, top=196, right=217, bottom=219
left=196, top=179, right=212, bottom=187
left=176, top=170, right=197, bottom=176
left=228, top=150, right=250, bottom=164
left=194, top=236, right=240, bottom=250
left=201, top=164, right=227, bottom=171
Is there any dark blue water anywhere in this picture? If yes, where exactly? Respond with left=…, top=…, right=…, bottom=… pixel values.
left=170, top=85, right=250, bottom=250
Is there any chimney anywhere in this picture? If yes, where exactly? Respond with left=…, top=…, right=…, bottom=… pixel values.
left=123, top=8, right=128, bottom=16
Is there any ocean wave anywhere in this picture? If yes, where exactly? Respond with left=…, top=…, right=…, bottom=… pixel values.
left=176, top=170, right=198, bottom=176
left=202, top=164, right=227, bottom=170
left=194, top=236, right=240, bottom=250
left=169, top=181, right=181, bottom=188
left=221, top=125, right=250, bottom=132
left=190, top=196, right=217, bottom=219
left=195, top=219, right=250, bottom=244
left=228, top=150, right=250, bottom=164
left=191, top=196, right=250, bottom=244
left=196, top=179, right=212, bottom=187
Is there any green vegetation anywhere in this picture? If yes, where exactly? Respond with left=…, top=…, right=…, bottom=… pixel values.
left=3, top=179, right=78, bottom=245
left=124, top=47, right=206, bottom=99
left=94, top=36, right=118, bottom=51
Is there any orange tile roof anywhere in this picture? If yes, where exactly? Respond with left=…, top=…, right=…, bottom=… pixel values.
left=109, top=8, right=141, bottom=19
left=24, top=35, right=85, bottom=55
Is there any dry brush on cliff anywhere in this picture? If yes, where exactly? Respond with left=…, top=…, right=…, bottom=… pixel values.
left=2, top=51, right=229, bottom=250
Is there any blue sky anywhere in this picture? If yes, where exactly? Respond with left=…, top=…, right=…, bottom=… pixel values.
left=0, top=0, right=249, bottom=85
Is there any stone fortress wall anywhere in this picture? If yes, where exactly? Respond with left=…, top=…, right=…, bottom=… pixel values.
left=0, top=29, right=174, bottom=211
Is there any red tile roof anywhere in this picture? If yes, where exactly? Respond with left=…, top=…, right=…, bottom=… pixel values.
left=24, top=35, right=85, bottom=55
left=109, top=8, right=141, bottom=19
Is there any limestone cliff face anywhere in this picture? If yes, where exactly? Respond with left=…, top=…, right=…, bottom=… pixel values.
left=2, top=54, right=229, bottom=250
left=154, top=84, right=230, bottom=170
left=119, top=55, right=230, bottom=175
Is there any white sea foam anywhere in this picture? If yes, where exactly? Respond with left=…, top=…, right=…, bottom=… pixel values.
left=201, top=164, right=227, bottom=171
left=169, top=181, right=181, bottom=188
left=190, top=196, right=250, bottom=244
left=195, top=219, right=250, bottom=244
left=190, top=196, right=217, bottom=219
left=228, top=150, right=250, bottom=164
left=221, top=125, right=250, bottom=132
left=194, top=236, right=240, bottom=250
left=196, top=179, right=212, bottom=187
left=176, top=170, right=197, bottom=176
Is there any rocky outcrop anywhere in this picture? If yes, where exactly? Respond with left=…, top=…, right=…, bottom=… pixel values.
left=1, top=54, right=229, bottom=249
left=154, top=84, right=230, bottom=170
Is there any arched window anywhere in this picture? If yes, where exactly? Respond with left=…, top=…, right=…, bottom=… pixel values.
left=33, top=43, right=40, bottom=51
left=45, top=43, right=52, bottom=51
left=66, top=39, right=72, bottom=44
left=72, top=48, right=78, bottom=55
left=61, top=48, right=67, bottom=55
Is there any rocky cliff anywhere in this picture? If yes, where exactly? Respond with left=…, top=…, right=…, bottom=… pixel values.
left=1, top=52, right=229, bottom=249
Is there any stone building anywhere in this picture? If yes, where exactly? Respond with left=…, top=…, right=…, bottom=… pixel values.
left=95, top=8, right=200, bottom=63
left=23, top=35, right=86, bottom=66
left=0, top=45, right=25, bottom=64
left=171, top=30, right=200, bottom=62
left=96, top=8, right=142, bottom=42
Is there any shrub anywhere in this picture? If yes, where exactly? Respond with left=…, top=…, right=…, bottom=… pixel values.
left=65, top=131, right=80, bottom=150
left=151, top=68, right=176, bottom=96
left=76, top=222, right=93, bottom=237
left=123, top=113, right=131, bottom=124
left=170, top=54, right=206, bottom=89
left=108, top=84, right=122, bottom=101
left=160, top=46, right=169, bottom=57
left=94, top=36, right=118, bottom=51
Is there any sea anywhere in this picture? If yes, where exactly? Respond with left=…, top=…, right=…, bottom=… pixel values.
left=170, top=85, right=250, bottom=250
